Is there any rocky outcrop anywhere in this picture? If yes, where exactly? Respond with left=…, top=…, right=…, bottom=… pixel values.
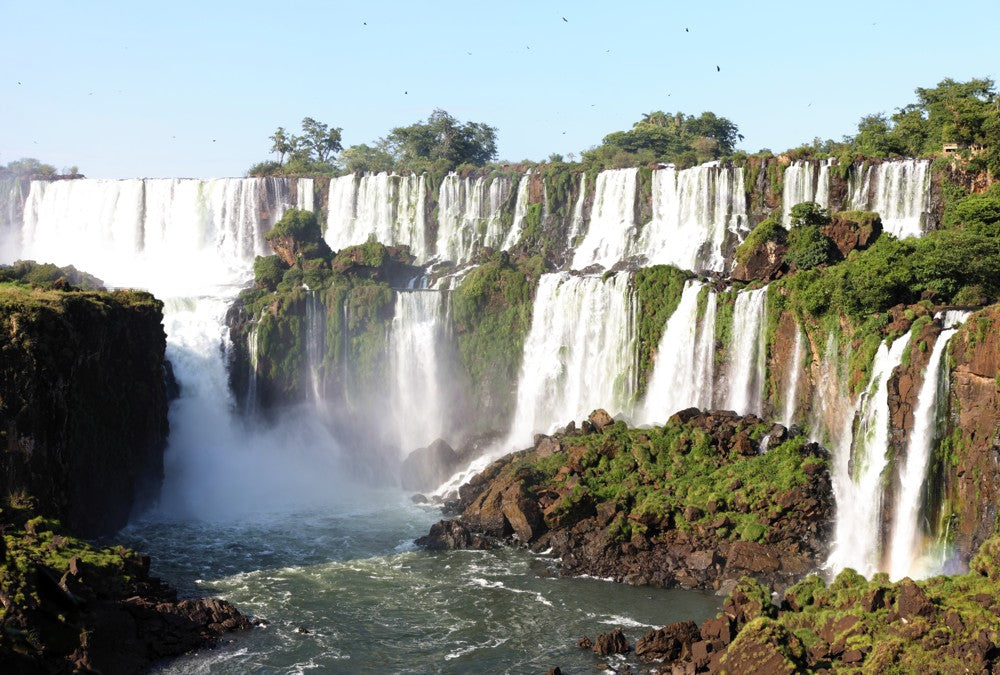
left=418, top=409, right=834, bottom=593
left=0, top=286, right=169, bottom=537
left=0, top=513, right=250, bottom=673
left=730, top=240, right=787, bottom=283
left=939, top=305, right=1000, bottom=563
left=821, top=210, right=882, bottom=258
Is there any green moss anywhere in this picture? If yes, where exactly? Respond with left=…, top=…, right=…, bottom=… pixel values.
left=735, top=216, right=787, bottom=265
left=633, top=265, right=692, bottom=396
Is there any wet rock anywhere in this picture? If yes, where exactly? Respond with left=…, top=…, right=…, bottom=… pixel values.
left=593, top=628, right=630, bottom=655
left=400, top=439, right=460, bottom=492
left=588, top=409, right=614, bottom=432
left=719, top=617, right=807, bottom=675
left=576, top=635, right=593, bottom=649
left=897, top=578, right=935, bottom=618
left=636, top=620, right=699, bottom=661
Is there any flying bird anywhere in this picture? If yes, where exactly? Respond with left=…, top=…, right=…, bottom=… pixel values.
left=685, top=28, right=689, bottom=32
left=404, top=91, right=408, bottom=94
left=562, top=16, right=568, bottom=22
left=363, top=21, right=367, bottom=25
left=737, top=133, right=745, bottom=141
left=716, top=65, right=720, bottom=72
left=467, top=51, right=472, bottom=55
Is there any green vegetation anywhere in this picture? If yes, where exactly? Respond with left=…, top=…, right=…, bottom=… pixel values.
left=249, top=117, right=343, bottom=177
left=735, top=216, right=786, bottom=265
left=633, top=265, right=691, bottom=396
left=0, top=157, right=69, bottom=178
left=0, top=260, right=104, bottom=291
left=513, top=414, right=825, bottom=545
left=451, top=252, right=543, bottom=433
left=784, top=225, right=836, bottom=271
left=582, top=110, right=740, bottom=169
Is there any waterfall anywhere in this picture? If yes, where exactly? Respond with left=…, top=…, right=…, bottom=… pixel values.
left=783, top=159, right=832, bottom=225
left=245, top=318, right=260, bottom=417
left=0, top=176, right=27, bottom=263
left=296, top=178, right=315, bottom=211
left=501, top=172, right=532, bottom=251
left=389, top=290, right=450, bottom=452
left=848, top=159, right=931, bottom=239
left=305, top=290, right=326, bottom=408
left=565, top=173, right=587, bottom=247
left=637, top=163, right=747, bottom=273
left=570, top=169, right=637, bottom=270
left=325, top=172, right=427, bottom=260
left=483, top=175, right=513, bottom=250
left=782, top=327, right=805, bottom=426
left=639, top=281, right=716, bottom=423
left=506, top=272, right=636, bottom=448
left=722, top=287, right=768, bottom=415
left=887, top=327, right=959, bottom=580
left=826, top=334, right=910, bottom=576
left=20, top=178, right=291, bottom=291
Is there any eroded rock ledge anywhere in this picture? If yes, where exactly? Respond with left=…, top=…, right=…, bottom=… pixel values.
left=418, top=408, right=833, bottom=593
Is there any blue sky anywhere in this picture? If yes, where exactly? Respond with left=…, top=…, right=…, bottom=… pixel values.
left=2, top=1, right=998, bottom=178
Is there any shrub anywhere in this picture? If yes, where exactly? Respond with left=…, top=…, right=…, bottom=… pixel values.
left=784, top=225, right=836, bottom=270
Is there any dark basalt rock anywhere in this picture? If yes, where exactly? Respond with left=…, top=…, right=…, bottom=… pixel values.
left=592, top=628, right=630, bottom=656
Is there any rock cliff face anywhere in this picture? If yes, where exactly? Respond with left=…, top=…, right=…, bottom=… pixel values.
left=0, top=286, right=169, bottom=537
left=939, top=306, right=1000, bottom=562
left=419, top=409, right=833, bottom=593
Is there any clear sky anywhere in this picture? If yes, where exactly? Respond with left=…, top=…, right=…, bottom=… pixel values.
left=2, top=1, right=998, bottom=178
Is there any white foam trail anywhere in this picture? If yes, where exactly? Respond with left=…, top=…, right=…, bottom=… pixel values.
left=723, top=287, right=768, bottom=415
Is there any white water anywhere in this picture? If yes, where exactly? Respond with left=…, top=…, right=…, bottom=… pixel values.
left=566, top=173, right=587, bottom=246
left=888, top=315, right=968, bottom=580
left=501, top=172, right=532, bottom=251
left=505, top=272, right=636, bottom=448
left=639, top=281, right=715, bottom=423
left=782, top=328, right=805, bottom=427
left=325, top=172, right=428, bottom=260
left=296, top=178, right=315, bottom=212
left=637, top=163, right=747, bottom=273
left=723, top=287, right=768, bottom=415
left=483, top=175, right=513, bottom=250
left=305, top=291, right=326, bottom=409
left=389, top=290, right=451, bottom=452
left=436, top=174, right=485, bottom=264
left=827, top=335, right=910, bottom=576
left=783, top=159, right=832, bottom=225
left=848, top=159, right=931, bottom=239
left=571, top=169, right=637, bottom=270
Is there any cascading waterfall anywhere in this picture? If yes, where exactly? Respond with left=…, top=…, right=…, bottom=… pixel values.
left=722, top=287, right=768, bottom=415
left=20, top=178, right=290, bottom=290
left=639, top=281, right=715, bottom=423
left=435, top=174, right=486, bottom=264
left=305, top=290, right=326, bottom=409
left=245, top=318, right=261, bottom=417
left=325, top=172, right=427, bottom=260
left=483, top=175, right=513, bottom=250
left=888, top=317, right=968, bottom=580
left=782, top=159, right=832, bottom=225
left=390, top=290, right=450, bottom=452
left=782, top=328, right=805, bottom=427
left=506, top=272, right=636, bottom=448
left=565, top=173, right=587, bottom=247
left=827, top=334, right=910, bottom=576
left=848, top=159, right=931, bottom=239
left=637, top=162, right=747, bottom=273
left=0, top=176, right=27, bottom=262
left=570, top=169, right=637, bottom=270
left=501, top=172, right=532, bottom=251
left=296, top=178, right=315, bottom=211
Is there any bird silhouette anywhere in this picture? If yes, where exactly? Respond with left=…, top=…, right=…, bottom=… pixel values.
left=562, top=16, right=568, bottom=22
left=17, top=81, right=21, bottom=85
left=404, top=91, right=408, bottom=95
left=737, top=133, right=745, bottom=141
left=363, top=21, right=367, bottom=25
left=466, top=51, right=472, bottom=55
left=685, top=28, right=689, bottom=32
left=212, top=139, right=216, bottom=142
left=716, top=65, right=720, bottom=72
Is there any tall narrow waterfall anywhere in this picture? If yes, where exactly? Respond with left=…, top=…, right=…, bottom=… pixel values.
left=783, top=159, right=832, bottom=225
left=887, top=326, right=961, bottom=580
left=325, top=172, right=427, bottom=260
left=639, top=281, right=716, bottom=423
left=848, top=159, right=931, bottom=239
left=305, top=291, right=326, bottom=408
left=827, top=335, right=910, bottom=576
left=501, top=172, right=532, bottom=251
left=0, top=176, right=27, bottom=262
left=483, top=175, right=513, bottom=250
left=566, top=173, right=587, bottom=246
left=637, top=163, right=747, bottom=273
left=390, top=290, right=451, bottom=452
left=506, top=272, right=636, bottom=448
left=782, top=328, right=805, bottom=427
left=722, top=287, right=768, bottom=415
left=570, top=169, right=637, bottom=270
left=435, top=174, right=484, bottom=264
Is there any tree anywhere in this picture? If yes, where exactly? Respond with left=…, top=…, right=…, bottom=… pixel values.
left=299, top=117, right=343, bottom=163
left=584, top=110, right=740, bottom=168
left=384, top=109, right=498, bottom=170
left=270, top=127, right=293, bottom=164
left=339, top=143, right=395, bottom=174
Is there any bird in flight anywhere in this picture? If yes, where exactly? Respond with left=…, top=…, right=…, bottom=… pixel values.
left=716, top=65, right=720, bottom=72
left=685, top=28, right=689, bottom=32
left=562, top=17, right=568, bottom=22
left=404, top=91, right=408, bottom=95
left=363, top=21, right=367, bottom=25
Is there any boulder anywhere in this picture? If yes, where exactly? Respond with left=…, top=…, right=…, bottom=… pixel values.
left=400, top=439, right=461, bottom=492
left=718, top=617, right=807, bottom=675
left=588, top=409, right=614, bottom=432
left=593, top=628, right=630, bottom=655
left=636, top=620, right=700, bottom=661
left=821, top=210, right=882, bottom=258
left=896, top=578, right=934, bottom=618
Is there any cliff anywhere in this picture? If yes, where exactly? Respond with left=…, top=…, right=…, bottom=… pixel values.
left=0, top=281, right=169, bottom=537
